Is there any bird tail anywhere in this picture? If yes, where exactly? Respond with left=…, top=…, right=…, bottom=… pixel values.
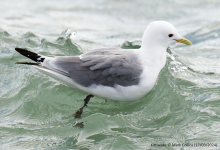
left=15, top=48, right=45, bottom=65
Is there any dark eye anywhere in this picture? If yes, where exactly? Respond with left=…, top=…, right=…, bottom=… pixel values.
left=168, top=34, right=173, bottom=38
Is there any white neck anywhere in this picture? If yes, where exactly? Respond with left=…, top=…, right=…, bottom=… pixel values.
left=138, top=42, right=167, bottom=74
left=137, top=29, right=168, bottom=71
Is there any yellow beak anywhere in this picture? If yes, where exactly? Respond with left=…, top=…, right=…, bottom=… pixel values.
left=175, top=37, right=192, bottom=45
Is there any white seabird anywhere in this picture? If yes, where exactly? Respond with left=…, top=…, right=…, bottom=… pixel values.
left=15, top=21, right=192, bottom=103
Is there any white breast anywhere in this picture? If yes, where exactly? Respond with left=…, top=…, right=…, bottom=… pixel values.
left=83, top=65, right=159, bottom=101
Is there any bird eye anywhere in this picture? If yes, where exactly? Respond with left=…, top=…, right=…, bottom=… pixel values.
left=168, top=34, right=173, bottom=38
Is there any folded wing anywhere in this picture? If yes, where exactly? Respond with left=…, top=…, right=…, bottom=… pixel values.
left=44, top=48, right=143, bottom=87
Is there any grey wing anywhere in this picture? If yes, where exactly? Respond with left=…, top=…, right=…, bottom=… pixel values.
left=46, top=48, right=143, bottom=87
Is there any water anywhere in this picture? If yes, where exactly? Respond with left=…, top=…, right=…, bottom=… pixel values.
left=1, top=0, right=220, bottom=149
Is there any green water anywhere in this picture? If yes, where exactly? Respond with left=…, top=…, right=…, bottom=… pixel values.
left=1, top=0, right=220, bottom=149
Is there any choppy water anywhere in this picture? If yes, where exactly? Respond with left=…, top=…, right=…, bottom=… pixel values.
left=1, top=0, right=220, bottom=149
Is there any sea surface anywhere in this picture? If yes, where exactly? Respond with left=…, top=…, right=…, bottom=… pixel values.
left=1, top=0, right=220, bottom=149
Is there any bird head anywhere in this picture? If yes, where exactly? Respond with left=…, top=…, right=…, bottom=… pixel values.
left=141, top=21, right=192, bottom=48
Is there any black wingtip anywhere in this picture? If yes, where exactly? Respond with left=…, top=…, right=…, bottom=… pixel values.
left=15, top=48, right=24, bottom=52
left=15, top=48, right=44, bottom=63
left=16, top=62, right=39, bottom=65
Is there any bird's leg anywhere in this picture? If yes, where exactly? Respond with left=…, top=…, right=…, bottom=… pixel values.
left=74, top=94, right=93, bottom=119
